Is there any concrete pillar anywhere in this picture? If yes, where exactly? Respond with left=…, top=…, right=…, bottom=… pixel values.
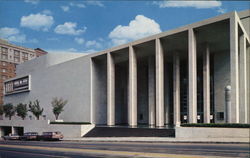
left=148, top=57, right=155, bottom=126
left=248, top=45, right=250, bottom=124
left=239, top=34, right=247, bottom=123
left=128, top=45, right=137, bottom=126
left=188, top=28, right=197, bottom=123
left=155, top=38, right=165, bottom=127
left=11, top=126, right=14, bottom=135
left=173, top=52, right=181, bottom=126
left=164, top=66, right=170, bottom=125
left=229, top=15, right=239, bottom=123
left=107, top=52, right=115, bottom=126
left=203, top=44, right=210, bottom=123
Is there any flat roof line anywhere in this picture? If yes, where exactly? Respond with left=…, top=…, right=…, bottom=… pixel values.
left=90, top=11, right=234, bottom=58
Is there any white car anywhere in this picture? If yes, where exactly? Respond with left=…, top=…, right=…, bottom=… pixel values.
left=2, top=134, right=20, bottom=140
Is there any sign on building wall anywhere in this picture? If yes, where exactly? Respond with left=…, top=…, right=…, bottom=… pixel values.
left=4, top=75, right=30, bottom=95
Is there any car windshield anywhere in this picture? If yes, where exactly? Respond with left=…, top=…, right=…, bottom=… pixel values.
left=24, top=132, right=38, bottom=136
left=43, top=132, right=52, bottom=135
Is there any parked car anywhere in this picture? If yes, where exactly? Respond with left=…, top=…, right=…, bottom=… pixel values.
left=20, top=132, right=39, bottom=141
left=41, top=131, right=63, bottom=141
left=2, top=134, right=20, bottom=140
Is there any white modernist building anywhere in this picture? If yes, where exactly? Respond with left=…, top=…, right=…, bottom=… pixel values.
left=0, top=10, right=250, bottom=137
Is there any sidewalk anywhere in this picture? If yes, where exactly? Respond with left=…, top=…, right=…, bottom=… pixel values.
left=64, top=137, right=249, bottom=143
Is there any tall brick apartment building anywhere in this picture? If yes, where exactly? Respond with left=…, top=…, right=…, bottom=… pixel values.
left=0, top=39, right=47, bottom=105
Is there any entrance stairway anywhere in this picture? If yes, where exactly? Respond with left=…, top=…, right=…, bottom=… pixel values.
left=83, top=126, right=175, bottom=137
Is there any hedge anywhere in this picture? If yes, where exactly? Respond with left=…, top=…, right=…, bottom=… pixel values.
left=50, top=122, right=91, bottom=125
left=181, top=123, right=250, bottom=128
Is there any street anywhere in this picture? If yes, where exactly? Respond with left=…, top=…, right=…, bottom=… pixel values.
left=0, top=140, right=249, bottom=158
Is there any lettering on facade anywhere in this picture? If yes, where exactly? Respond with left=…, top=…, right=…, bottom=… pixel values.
left=4, top=75, right=30, bottom=95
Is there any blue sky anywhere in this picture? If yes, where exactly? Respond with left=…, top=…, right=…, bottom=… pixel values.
left=0, top=0, right=249, bottom=54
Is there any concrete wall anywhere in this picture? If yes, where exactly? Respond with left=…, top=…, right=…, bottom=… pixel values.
left=115, top=63, right=128, bottom=124
left=0, top=120, right=94, bottom=138
left=137, top=59, right=149, bottom=124
left=213, top=51, right=230, bottom=123
left=16, top=53, right=86, bottom=75
left=91, top=56, right=107, bottom=125
left=176, top=127, right=249, bottom=138
left=238, top=10, right=250, bottom=37
left=247, top=46, right=250, bottom=123
left=4, top=55, right=92, bottom=123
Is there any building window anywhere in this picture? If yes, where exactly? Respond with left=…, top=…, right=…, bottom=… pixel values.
left=22, top=52, right=28, bottom=61
left=1, top=47, right=8, bottom=60
left=2, top=68, right=6, bottom=73
left=2, top=61, right=6, bottom=66
left=2, top=75, right=7, bottom=80
left=14, top=50, right=20, bottom=56
left=14, top=57, right=20, bottom=62
left=1, top=47, right=8, bottom=53
left=14, top=50, right=20, bottom=62
left=1, top=54, right=8, bottom=60
left=216, top=112, right=224, bottom=120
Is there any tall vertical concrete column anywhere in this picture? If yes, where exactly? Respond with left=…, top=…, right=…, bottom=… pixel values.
left=203, top=44, right=210, bottom=123
left=173, top=52, right=181, bottom=126
left=229, top=14, right=239, bottom=123
left=128, top=45, right=137, bottom=126
left=107, top=52, right=115, bottom=126
left=155, top=38, right=165, bottom=127
left=148, top=57, right=155, bottom=126
left=239, top=34, right=247, bottom=123
left=188, top=28, right=197, bottom=123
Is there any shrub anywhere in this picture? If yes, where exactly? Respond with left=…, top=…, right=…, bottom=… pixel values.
left=50, top=122, right=91, bottom=125
left=181, top=123, right=250, bottom=128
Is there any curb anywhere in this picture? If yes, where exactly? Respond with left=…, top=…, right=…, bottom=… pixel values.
left=62, top=137, right=249, bottom=144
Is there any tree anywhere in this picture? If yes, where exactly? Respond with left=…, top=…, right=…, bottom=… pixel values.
left=29, top=100, right=43, bottom=120
left=51, top=97, right=67, bottom=120
left=16, top=103, right=28, bottom=120
left=3, top=103, right=16, bottom=120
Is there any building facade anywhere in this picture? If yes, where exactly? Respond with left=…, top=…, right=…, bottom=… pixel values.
left=1, top=10, right=249, bottom=136
left=0, top=39, right=47, bottom=105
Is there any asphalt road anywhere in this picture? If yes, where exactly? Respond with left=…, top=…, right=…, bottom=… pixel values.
left=0, top=140, right=249, bottom=158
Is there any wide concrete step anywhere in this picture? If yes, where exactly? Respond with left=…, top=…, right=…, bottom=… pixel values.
left=83, top=126, right=175, bottom=137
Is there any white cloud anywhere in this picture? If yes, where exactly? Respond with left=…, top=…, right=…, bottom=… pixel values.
left=24, top=0, right=39, bottom=5
left=54, top=22, right=86, bottom=35
left=20, top=13, right=54, bottom=31
left=86, top=40, right=102, bottom=48
left=152, top=0, right=221, bottom=9
left=61, top=1, right=103, bottom=12
left=85, top=0, right=104, bottom=7
left=217, top=7, right=226, bottom=14
left=0, top=27, right=19, bottom=37
left=61, top=6, right=70, bottom=12
left=70, top=2, right=86, bottom=8
left=109, top=15, right=161, bottom=46
left=0, top=27, right=37, bottom=43
left=0, top=27, right=26, bottom=43
left=75, top=37, right=85, bottom=44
